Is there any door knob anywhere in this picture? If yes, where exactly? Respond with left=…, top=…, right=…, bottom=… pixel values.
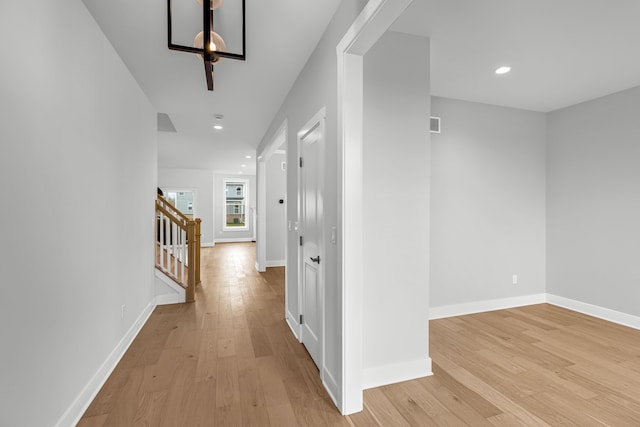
left=310, top=256, right=320, bottom=264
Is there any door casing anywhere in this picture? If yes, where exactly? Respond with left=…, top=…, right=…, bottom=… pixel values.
left=297, top=108, right=326, bottom=373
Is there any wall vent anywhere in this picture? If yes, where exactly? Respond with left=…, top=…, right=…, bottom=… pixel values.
left=430, top=116, right=441, bottom=134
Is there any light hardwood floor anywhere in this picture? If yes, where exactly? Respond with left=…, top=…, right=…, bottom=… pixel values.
left=79, top=242, right=640, bottom=426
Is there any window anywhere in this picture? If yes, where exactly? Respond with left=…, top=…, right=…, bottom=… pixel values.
left=164, top=190, right=196, bottom=219
left=223, top=179, right=249, bottom=230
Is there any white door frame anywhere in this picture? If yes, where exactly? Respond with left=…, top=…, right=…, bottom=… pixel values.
left=297, top=107, right=326, bottom=373
left=256, top=119, right=288, bottom=272
left=336, top=0, right=414, bottom=415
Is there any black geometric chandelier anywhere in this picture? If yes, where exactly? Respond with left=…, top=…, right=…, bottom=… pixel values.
left=167, top=0, right=246, bottom=91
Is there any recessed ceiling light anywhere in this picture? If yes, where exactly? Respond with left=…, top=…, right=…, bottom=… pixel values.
left=241, top=164, right=246, bottom=167
left=495, top=66, right=511, bottom=75
left=238, top=171, right=243, bottom=174
left=245, top=155, right=252, bottom=159
left=213, top=125, right=223, bottom=130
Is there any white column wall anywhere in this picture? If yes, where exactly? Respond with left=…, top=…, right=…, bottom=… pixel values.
left=362, top=31, right=432, bottom=388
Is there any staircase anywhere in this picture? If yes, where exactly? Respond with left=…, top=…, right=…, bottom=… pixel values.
left=155, top=194, right=201, bottom=302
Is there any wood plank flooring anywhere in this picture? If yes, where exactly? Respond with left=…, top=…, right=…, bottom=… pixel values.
left=79, top=242, right=640, bottom=426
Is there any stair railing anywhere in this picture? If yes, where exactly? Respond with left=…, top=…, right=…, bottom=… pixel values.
left=155, top=194, right=201, bottom=302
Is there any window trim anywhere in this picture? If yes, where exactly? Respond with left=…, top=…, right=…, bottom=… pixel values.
left=223, top=178, right=250, bottom=231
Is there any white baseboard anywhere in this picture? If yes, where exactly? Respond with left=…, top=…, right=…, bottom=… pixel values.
left=285, top=310, right=300, bottom=341
left=156, top=293, right=184, bottom=305
left=266, top=260, right=286, bottom=267
left=201, top=241, right=215, bottom=247
left=215, top=237, right=254, bottom=243
left=323, top=367, right=339, bottom=408
left=362, top=357, right=432, bottom=390
left=430, top=294, right=546, bottom=320
left=429, top=293, right=640, bottom=332
left=546, top=294, right=640, bottom=331
left=57, top=300, right=156, bottom=427
left=255, top=261, right=264, bottom=272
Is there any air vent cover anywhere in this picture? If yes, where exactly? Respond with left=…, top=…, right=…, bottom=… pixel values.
left=430, top=116, right=441, bottom=134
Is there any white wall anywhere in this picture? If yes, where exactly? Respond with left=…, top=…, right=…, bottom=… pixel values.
left=265, top=153, right=286, bottom=265
left=362, top=31, right=431, bottom=387
left=429, top=97, right=547, bottom=309
left=547, top=85, right=640, bottom=316
left=214, top=173, right=256, bottom=242
left=0, top=1, right=157, bottom=426
left=158, top=168, right=215, bottom=245
left=255, top=0, right=369, bottom=405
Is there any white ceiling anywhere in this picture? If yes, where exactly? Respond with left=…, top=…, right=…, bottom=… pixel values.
left=392, top=0, right=640, bottom=112
left=82, top=0, right=342, bottom=175
left=83, top=0, right=640, bottom=175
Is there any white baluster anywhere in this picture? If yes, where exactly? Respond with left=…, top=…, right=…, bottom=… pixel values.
left=181, top=228, right=186, bottom=282
left=172, top=221, right=178, bottom=277
left=159, top=213, right=166, bottom=270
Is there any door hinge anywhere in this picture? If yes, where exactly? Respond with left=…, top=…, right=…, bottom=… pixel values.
left=299, top=235, right=303, bottom=246
left=300, top=314, right=304, bottom=324
left=299, top=157, right=303, bottom=167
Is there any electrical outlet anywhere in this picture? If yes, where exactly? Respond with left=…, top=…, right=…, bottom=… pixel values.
left=121, top=304, right=126, bottom=319
left=512, top=274, right=518, bottom=285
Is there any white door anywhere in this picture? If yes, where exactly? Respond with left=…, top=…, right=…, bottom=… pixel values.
left=299, top=117, right=324, bottom=369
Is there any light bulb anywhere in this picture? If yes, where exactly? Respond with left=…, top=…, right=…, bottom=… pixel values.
left=193, top=31, right=227, bottom=63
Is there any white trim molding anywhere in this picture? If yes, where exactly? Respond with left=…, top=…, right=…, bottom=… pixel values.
left=323, top=368, right=340, bottom=409
left=546, top=294, right=640, bottom=331
left=430, top=294, right=547, bottom=320
left=57, top=301, right=156, bottom=427
left=156, top=293, right=184, bottom=306
left=297, top=106, right=328, bottom=399
left=285, top=309, right=301, bottom=340
left=363, top=358, right=433, bottom=390
left=215, top=237, right=254, bottom=243
left=429, top=293, right=640, bottom=333
left=266, top=260, right=286, bottom=268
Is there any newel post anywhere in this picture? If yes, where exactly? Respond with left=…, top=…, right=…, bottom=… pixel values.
left=186, top=220, right=196, bottom=303
left=195, top=218, right=202, bottom=285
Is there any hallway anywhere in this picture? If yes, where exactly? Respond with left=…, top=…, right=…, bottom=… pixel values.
left=79, top=243, right=348, bottom=426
